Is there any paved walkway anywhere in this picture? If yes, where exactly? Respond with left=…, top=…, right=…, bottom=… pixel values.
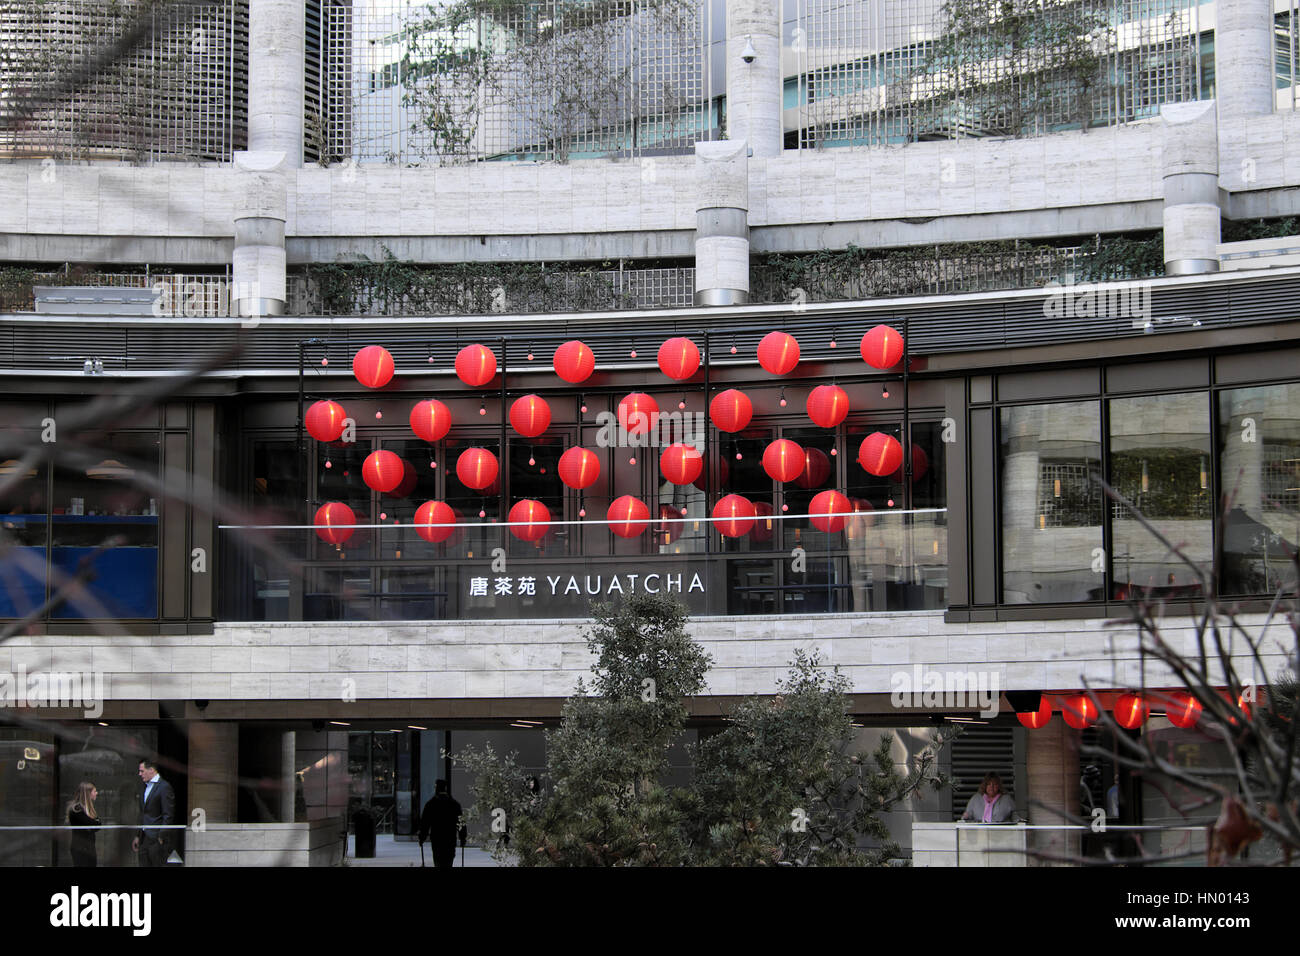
left=346, top=834, right=504, bottom=867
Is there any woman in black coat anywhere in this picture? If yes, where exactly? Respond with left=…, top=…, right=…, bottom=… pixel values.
left=66, top=781, right=101, bottom=867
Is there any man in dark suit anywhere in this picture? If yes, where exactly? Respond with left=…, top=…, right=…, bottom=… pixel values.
left=133, top=758, right=175, bottom=867
left=417, top=780, right=463, bottom=869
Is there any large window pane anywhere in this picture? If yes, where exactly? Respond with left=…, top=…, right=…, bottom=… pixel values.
left=1218, top=383, right=1300, bottom=596
left=1109, top=392, right=1211, bottom=599
left=1001, top=402, right=1104, bottom=603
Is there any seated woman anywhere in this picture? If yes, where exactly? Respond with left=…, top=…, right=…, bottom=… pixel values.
left=67, top=781, right=101, bottom=867
left=961, top=772, right=1015, bottom=823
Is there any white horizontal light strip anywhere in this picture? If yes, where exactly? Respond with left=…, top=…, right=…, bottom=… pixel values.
left=219, top=507, right=947, bottom=530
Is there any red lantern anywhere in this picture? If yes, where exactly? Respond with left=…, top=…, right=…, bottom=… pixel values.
left=608, top=495, right=650, bottom=538
left=456, top=447, right=499, bottom=491
left=362, top=450, right=405, bottom=493
left=1062, top=694, right=1099, bottom=729
left=353, top=346, right=395, bottom=388
left=305, top=400, right=347, bottom=443
left=794, top=447, right=831, bottom=489
left=757, top=331, right=799, bottom=375
left=710, top=389, right=753, bottom=432
left=314, top=502, right=355, bottom=545
left=859, top=432, right=904, bottom=477
left=860, top=325, right=904, bottom=369
left=389, top=459, right=419, bottom=498
left=1017, top=697, right=1052, bottom=729
left=455, top=344, right=497, bottom=387
left=1114, top=693, right=1149, bottom=730
left=693, top=455, right=729, bottom=493
left=809, top=490, right=851, bottom=533
left=618, top=393, right=659, bottom=435
left=807, top=385, right=849, bottom=428
left=414, top=500, right=456, bottom=543
left=553, top=340, right=595, bottom=384
left=410, top=399, right=451, bottom=443
left=713, top=494, right=756, bottom=537
left=509, top=394, right=551, bottom=438
left=889, top=444, right=930, bottom=484
left=660, top=443, right=703, bottom=486
left=657, top=337, right=700, bottom=380
left=1165, top=691, right=1202, bottom=728
left=750, top=501, right=775, bottom=543
left=558, top=447, right=600, bottom=490
left=762, top=439, right=805, bottom=483
left=508, top=499, right=549, bottom=541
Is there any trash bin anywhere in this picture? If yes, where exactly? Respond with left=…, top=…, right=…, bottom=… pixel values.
left=352, top=809, right=376, bottom=859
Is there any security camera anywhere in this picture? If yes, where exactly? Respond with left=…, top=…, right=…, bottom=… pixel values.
left=741, top=36, right=756, bottom=63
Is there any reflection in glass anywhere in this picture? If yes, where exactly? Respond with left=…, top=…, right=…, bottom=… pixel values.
left=1000, top=402, right=1104, bottom=603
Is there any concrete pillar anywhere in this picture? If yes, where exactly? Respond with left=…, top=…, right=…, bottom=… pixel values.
left=189, top=722, right=238, bottom=824
left=232, top=151, right=289, bottom=317
left=1161, top=101, right=1220, bottom=276
left=1025, top=719, right=1080, bottom=866
left=694, top=140, right=750, bottom=305
left=281, top=731, right=297, bottom=823
left=1220, top=391, right=1265, bottom=516
left=725, top=0, right=783, bottom=158
left=248, top=0, right=305, bottom=164
left=1215, top=0, right=1275, bottom=118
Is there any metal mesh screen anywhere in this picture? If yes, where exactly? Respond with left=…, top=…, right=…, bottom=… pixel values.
left=0, top=0, right=248, bottom=161
left=314, top=0, right=713, bottom=165
left=792, top=0, right=1202, bottom=148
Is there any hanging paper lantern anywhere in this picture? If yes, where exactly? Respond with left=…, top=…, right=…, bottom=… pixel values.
left=1061, top=694, right=1100, bottom=729
left=509, top=394, right=551, bottom=438
left=860, top=325, right=904, bottom=369
left=455, top=344, right=497, bottom=387
left=362, top=450, right=405, bottom=493
left=617, top=393, right=659, bottom=435
left=410, top=399, right=452, bottom=443
left=1017, top=696, right=1052, bottom=729
left=710, top=389, right=753, bottom=432
left=389, top=459, right=419, bottom=498
left=314, top=502, right=355, bottom=545
left=859, top=432, right=904, bottom=477
left=558, top=447, right=600, bottom=490
left=757, top=331, right=800, bottom=375
left=794, top=447, right=832, bottom=489
left=809, top=489, right=852, bottom=533
left=353, top=346, right=395, bottom=388
left=1114, top=693, right=1149, bottom=730
left=762, top=439, right=805, bottom=483
left=807, top=385, right=849, bottom=428
left=889, top=444, right=931, bottom=484
left=1165, top=691, right=1202, bottom=728
left=608, top=495, right=650, bottom=538
left=553, top=340, right=595, bottom=384
left=750, top=501, right=775, bottom=543
left=508, top=499, right=550, bottom=542
left=414, top=500, right=457, bottom=544
left=305, top=400, right=347, bottom=443
left=455, top=447, right=499, bottom=491
left=657, top=337, right=700, bottom=380
left=693, top=455, right=729, bottom=493
left=660, top=443, right=704, bottom=486
left=713, top=494, right=756, bottom=537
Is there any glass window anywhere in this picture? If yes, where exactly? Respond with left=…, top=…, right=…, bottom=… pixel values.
left=1218, top=383, right=1300, bottom=596
left=1000, top=402, right=1104, bottom=603
left=1109, top=392, right=1212, bottom=600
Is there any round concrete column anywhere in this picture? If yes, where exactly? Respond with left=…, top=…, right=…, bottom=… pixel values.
left=726, top=0, right=783, bottom=158
left=1161, top=101, right=1220, bottom=276
left=694, top=140, right=749, bottom=305
left=232, top=151, right=289, bottom=318
left=1215, top=0, right=1275, bottom=118
left=249, top=0, right=305, bottom=165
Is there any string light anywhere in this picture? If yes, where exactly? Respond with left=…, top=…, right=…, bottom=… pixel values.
left=779, top=388, right=787, bottom=408
left=882, top=383, right=890, bottom=399
left=479, top=401, right=487, bottom=416
left=829, top=329, right=838, bottom=349
left=375, top=411, right=382, bottom=420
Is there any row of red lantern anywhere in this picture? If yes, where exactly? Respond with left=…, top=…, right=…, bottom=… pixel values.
left=1017, top=691, right=1223, bottom=730
left=347, top=326, right=904, bottom=392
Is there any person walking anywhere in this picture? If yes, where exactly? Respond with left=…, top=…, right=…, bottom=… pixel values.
left=133, top=758, right=175, bottom=867
left=417, top=780, right=462, bottom=869
left=66, top=781, right=101, bottom=867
